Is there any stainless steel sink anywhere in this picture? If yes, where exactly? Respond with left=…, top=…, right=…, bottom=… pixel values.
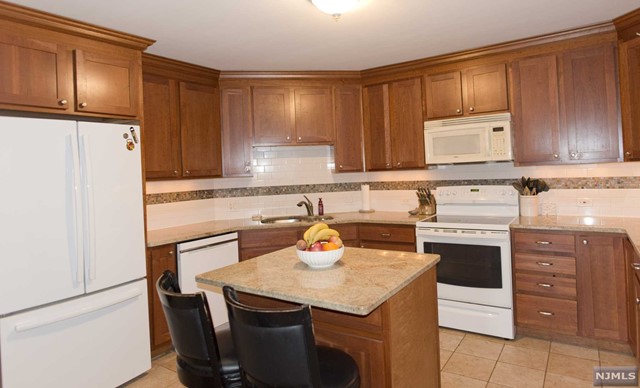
left=259, top=215, right=334, bottom=224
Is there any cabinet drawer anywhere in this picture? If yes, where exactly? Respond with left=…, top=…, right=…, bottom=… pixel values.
left=239, top=227, right=301, bottom=249
left=359, top=224, right=415, bottom=244
left=514, top=231, right=575, bottom=254
left=335, top=223, right=358, bottom=241
left=515, top=273, right=576, bottom=299
left=516, top=294, right=577, bottom=334
left=514, top=253, right=576, bottom=276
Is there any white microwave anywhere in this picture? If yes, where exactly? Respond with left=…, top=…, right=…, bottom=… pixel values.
left=424, top=113, right=512, bottom=164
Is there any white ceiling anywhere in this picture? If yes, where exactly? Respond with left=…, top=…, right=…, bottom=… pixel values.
left=8, top=0, right=640, bottom=71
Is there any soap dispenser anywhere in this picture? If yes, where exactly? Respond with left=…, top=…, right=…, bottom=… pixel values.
left=318, top=198, right=324, bottom=216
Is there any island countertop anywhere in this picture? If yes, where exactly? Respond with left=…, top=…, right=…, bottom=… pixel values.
left=196, top=246, right=440, bottom=316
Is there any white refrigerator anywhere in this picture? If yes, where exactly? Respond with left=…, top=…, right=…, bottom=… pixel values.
left=0, top=117, right=151, bottom=387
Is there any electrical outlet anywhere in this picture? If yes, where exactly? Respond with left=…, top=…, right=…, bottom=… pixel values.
left=577, top=198, right=592, bottom=207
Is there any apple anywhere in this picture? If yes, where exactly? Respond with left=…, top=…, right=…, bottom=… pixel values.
left=308, top=242, right=324, bottom=252
left=328, top=235, right=343, bottom=247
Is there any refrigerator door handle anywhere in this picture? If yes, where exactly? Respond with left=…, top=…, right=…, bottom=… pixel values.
left=80, top=134, right=97, bottom=281
left=66, top=134, right=83, bottom=285
left=13, top=288, right=143, bottom=333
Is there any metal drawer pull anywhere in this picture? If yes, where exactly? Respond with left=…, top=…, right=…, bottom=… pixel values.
left=535, top=241, right=552, bottom=245
left=538, top=311, right=554, bottom=316
left=536, top=261, right=553, bottom=266
left=380, top=233, right=391, bottom=238
left=632, top=263, right=640, bottom=270
left=536, top=283, right=553, bottom=288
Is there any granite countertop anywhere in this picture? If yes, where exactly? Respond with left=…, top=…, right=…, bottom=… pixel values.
left=147, top=211, right=422, bottom=247
left=511, top=215, right=640, bottom=256
left=196, top=246, right=440, bottom=315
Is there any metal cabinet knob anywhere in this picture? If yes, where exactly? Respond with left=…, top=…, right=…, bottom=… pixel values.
left=58, top=99, right=68, bottom=106
left=339, top=165, right=343, bottom=169
left=244, top=167, right=251, bottom=173
left=185, top=170, right=190, bottom=175
left=286, top=136, right=291, bottom=141
left=396, top=162, right=401, bottom=167
left=456, top=108, right=461, bottom=113
left=469, top=107, right=474, bottom=112
left=79, top=102, right=87, bottom=108
left=632, top=263, right=640, bottom=270
left=625, top=151, right=632, bottom=157
left=636, top=297, right=640, bottom=306
left=582, top=239, right=588, bottom=245
left=386, top=163, right=390, bottom=167
left=553, top=154, right=559, bottom=159
left=570, top=152, right=577, bottom=158
left=173, top=170, right=179, bottom=175
left=169, top=251, right=174, bottom=255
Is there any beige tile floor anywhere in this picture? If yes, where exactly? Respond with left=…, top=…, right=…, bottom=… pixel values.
left=125, top=328, right=639, bottom=388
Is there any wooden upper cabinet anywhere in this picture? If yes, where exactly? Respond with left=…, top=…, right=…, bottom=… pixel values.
left=179, top=82, right=222, bottom=178
left=389, top=78, right=425, bottom=169
left=252, top=86, right=334, bottom=146
left=464, top=64, right=508, bottom=115
left=363, top=83, right=392, bottom=170
left=562, top=44, right=620, bottom=163
left=294, top=87, right=334, bottom=144
left=142, top=74, right=181, bottom=179
left=424, top=71, right=463, bottom=118
left=334, top=85, right=364, bottom=172
left=252, top=87, right=293, bottom=145
left=363, top=78, right=425, bottom=171
left=0, top=6, right=151, bottom=118
left=619, top=38, right=640, bottom=161
left=0, top=32, right=73, bottom=111
left=142, top=54, right=222, bottom=180
left=425, top=63, right=508, bottom=119
left=511, top=55, right=562, bottom=164
left=221, top=87, right=253, bottom=177
left=511, top=43, right=620, bottom=165
left=74, top=49, right=140, bottom=117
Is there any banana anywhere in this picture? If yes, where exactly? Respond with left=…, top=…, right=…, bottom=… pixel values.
left=305, top=222, right=328, bottom=245
left=311, top=228, right=340, bottom=244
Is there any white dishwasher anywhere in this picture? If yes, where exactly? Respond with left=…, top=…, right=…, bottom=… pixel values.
left=178, top=232, right=239, bottom=327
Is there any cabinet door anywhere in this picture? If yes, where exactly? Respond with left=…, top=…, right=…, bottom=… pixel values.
left=142, top=74, right=182, bottom=179
left=389, top=78, right=425, bottom=169
left=463, top=63, right=508, bottom=115
left=576, top=234, right=627, bottom=341
left=221, top=87, right=253, bottom=177
left=363, top=84, right=392, bottom=170
left=252, top=87, right=293, bottom=145
left=618, top=38, right=640, bottom=161
left=148, top=245, right=177, bottom=351
left=511, top=55, right=563, bottom=164
left=0, top=32, right=73, bottom=111
left=179, top=82, right=222, bottom=178
left=334, top=85, right=364, bottom=172
left=561, top=44, right=620, bottom=163
left=424, top=71, right=463, bottom=119
left=74, top=49, right=140, bottom=117
left=625, top=239, right=639, bottom=356
left=294, top=87, right=334, bottom=144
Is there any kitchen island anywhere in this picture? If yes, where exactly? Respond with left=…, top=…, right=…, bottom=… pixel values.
left=196, top=246, right=441, bottom=388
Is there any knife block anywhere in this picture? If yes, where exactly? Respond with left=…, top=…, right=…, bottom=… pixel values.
left=418, top=196, right=436, bottom=216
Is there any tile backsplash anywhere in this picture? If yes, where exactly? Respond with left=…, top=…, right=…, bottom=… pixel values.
left=145, top=146, right=640, bottom=230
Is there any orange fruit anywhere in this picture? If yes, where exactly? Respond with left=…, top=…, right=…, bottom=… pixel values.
left=322, top=242, right=339, bottom=251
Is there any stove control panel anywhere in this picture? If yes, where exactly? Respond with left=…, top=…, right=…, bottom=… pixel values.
left=435, top=185, right=518, bottom=205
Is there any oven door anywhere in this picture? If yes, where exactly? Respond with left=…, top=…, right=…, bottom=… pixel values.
left=416, top=228, right=512, bottom=308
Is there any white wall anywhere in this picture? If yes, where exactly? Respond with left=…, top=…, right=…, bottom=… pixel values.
left=146, top=146, right=640, bottom=230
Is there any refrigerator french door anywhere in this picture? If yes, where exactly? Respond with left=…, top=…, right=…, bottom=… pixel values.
left=0, top=117, right=150, bottom=387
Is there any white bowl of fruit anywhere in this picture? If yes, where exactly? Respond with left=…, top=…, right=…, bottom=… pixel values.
left=296, top=223, right=344, bottom=269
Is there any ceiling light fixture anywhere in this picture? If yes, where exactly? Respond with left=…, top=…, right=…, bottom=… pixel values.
left=310, top=0, right=361, bottom=20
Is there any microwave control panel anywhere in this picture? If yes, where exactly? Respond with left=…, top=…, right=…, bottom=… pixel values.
left=490, top=126, right=510, bottom=158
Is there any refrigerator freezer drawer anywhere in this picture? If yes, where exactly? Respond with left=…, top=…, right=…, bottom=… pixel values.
left=0, top=279, right=151, bottom=388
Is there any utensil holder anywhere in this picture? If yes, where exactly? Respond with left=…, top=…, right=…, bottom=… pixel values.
left=519, top=195, right=539, bottom=217
left=418, top=196, right=436, bottom=216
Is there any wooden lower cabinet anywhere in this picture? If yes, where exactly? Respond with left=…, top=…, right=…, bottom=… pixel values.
left=237, top=268, right=439, bottom=387
left=147, top=244, right=177, bottom=355
left=359, top=223, right=416, bottom=252
left=625, top=238, right=640, bottom=361
left=513, top=230, right=628, bottom=343
left=238, top=226, right=303, bottom=261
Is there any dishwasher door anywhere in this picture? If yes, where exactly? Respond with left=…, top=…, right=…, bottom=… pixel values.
left=177, top=232, right=239, bottom=327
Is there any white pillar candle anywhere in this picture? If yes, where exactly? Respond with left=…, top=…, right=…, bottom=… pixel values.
left=361, top=184, right=371, bottom=211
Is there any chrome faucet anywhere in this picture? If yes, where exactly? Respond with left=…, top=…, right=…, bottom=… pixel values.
left=297, top=195, right=314, bottom=216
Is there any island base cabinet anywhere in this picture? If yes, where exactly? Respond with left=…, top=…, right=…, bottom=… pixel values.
left=236, top=268, right=439, bottom=387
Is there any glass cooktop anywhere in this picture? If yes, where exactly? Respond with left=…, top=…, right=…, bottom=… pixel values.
left=416, top=215, right=517, bottom=230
